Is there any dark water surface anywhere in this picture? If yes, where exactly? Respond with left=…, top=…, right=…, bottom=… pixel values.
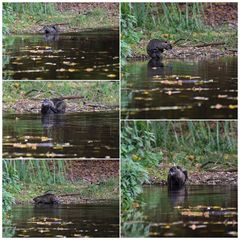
left=122, top=57, right=237, bottom=119
left=3, top=112, right=119, bottom=159
left=122, top=185, right=237, bottom=237
left=3, top=29, right=119, bottom=80
left=4, top=201, right=119, bottom=237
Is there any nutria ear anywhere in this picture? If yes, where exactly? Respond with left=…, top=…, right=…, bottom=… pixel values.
left=176, top=166, right=182, bottom=171
left=183, top=170, right=188, bottom=180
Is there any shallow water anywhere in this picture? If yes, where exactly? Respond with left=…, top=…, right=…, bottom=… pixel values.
left=3, top=29, right=119, bottom=80
left=122, top=57, right=237, bottom=119
left=3, top=112, right=119, bottom=159
left=122, top=185, right=237, bottom=237
left=3, top=201, right=119, bottom=237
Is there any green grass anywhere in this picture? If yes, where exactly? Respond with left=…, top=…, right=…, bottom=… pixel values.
left=11, top=178, right=119, bottom=203
left=3, top=81, right=119, bottom=106
left=3, top=3, right=118, bottom=34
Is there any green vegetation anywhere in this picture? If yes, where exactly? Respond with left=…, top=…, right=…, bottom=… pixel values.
left=121, top=121, right=164, bottom=210
left=3, top=81, right=119, bottom=111
left=121, top=3, right=237, bottom=61
left=3, top=3, right=118, bottom=35
left=121, top=121, right=237, bottom=210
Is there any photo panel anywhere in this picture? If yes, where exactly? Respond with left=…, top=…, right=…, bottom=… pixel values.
left=3, top=2, right=119, bottom=80
left=3, top=159, right=119, bottom=237
left=121, top=2, right=237, bottom=119
left=121, top=120, right=237, bottom=237
left=3, top=81, right=119, bottom=159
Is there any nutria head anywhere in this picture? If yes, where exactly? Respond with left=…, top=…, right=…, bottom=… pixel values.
left=168, top=166, right=188, bottom=189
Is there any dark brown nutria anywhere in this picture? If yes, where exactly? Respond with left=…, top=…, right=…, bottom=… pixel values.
left=43, top=25, right=59, bottom=34
left=33, top=193, right=59, bottom=204
left=168, top=166, right=188, bottom=190
left=147, top=39, right=172, bottom=59
left=41, top=98, right=66, bottom=115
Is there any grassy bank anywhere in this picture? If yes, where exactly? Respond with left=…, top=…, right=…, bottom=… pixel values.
left=11, top=178, right=119, bottom=205
left=121, top=3, right=237, bottom=61
left=3, top=81, right=119, bottom=113
left=3, top=2, right=119, bottom=34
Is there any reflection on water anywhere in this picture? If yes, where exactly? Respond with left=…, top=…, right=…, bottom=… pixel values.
left=4, top=202, right=119, bottom=237
left=3, top=29, right=119, bottom=80
left=122, top=57, right=237, bottom=119
left=122, top=185, right=237, bottom=237
left=3, top=112, right=119, bottom=159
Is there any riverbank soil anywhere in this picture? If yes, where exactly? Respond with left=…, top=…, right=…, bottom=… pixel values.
left=3, top=3, right=119, bottom=34
left=3, top=98, right=118, bottom=113
left=147, top=164, right=237, bottom=186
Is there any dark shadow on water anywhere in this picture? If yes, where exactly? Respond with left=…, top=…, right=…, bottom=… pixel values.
left=147, top=57, right=173, bottom=79
left=3, top=112, right=119, bottom=159
left=4, top=201, right=119, bottom=237
left=3, top=29, right=119, bottom=80
left=168, top=186, right=188, bottom=207
left=122, top=56, right=237, bottom=119
left=44, top=33, right=59, bottom=42
left=122, top=185, right=237, bottom=237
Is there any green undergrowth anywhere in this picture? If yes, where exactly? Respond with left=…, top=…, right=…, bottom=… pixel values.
left=3, top=3, right=118, bottom=35
left=3, top=81, right=119, bottom=107
left=11, top=177, right=119, bottom=204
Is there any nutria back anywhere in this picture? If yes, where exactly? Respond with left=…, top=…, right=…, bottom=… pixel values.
left=33, top=193, right=59, bottom=204
left=41, top=98, right=66, bottom=114
left=147, top=39, right=172, bottom=59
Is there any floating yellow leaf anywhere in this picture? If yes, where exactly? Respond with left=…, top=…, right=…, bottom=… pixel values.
left=85, top=68, right=94, bottom=72
left=41, top=136, right=50, bottom=142
left=229, top=105, right=237, bottom=109
left=68, top=68, right=76, bottom=72
left=107, top=74, right=116, bottom=78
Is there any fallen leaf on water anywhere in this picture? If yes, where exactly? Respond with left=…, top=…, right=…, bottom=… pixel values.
left=68, top=68, right=77, bottom=72
left=85, top=68, right=94, bottom=72
left=107, top=74, right=117, bottom=78
left=56, top=68, right=66, bottom=72
left=229, top=105, right=237, bottom=109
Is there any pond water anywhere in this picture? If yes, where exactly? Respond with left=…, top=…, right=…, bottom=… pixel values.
left=122, top=185, right=237, bottom=237
left=121, top=57, right=237, bottom=119
left=3, top=201, right=119, bottom=237
left=3, top=29, right=119, bottom=80
left=3, top=112, right=119, bottom=159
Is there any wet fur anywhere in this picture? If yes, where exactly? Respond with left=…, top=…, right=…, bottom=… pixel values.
left=33, top=193, right=59, bottom=204
left=168, top=166, right=188, bottom=190
left=41, top=98, right=66, bottom=114
left=147, top=39, right=172, bottom=59
left=43, top=25, right=59, bottom=34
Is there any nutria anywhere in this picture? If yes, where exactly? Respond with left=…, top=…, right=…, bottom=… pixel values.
left=168, top=166, right=188, bottom=190
left=33, top=193, right=59, bottom=204
left=41, top=98, right=66, bottom=115
left=147, top=39, right=172, bottom=59
left=43, top=25, right=59, bottom=34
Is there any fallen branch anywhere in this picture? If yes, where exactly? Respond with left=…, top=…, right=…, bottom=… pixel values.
left=207, top=168, right=237, bottom=172
left=193, top=42, right=225, bottom=48
left=201, top=161, right=215, bottom=169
